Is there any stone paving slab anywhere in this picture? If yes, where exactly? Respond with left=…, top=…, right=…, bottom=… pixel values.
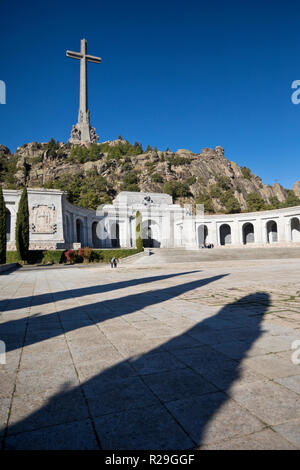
left=7, top=387, right=89, bottom=435
left=275, top=375, right=300, bottom=395
left=201, top=428, right=297, bottom=450
left=230, top=380, right=300, bottom=425
left=94, top=404, right=194, bottom=450
left=0, top=260, right=299, bottom=449
left=273, top=418, right=300, bottom=448
left=5, top=419, right=99, bottom=450
left=166, top=392, right=265, bottom=446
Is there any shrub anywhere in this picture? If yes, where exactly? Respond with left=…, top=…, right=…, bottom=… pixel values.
left=163, top=181, right=191, bottom=200
left=0, top=154, right=18, bottom=187
left=282, top=190, right=300, bottom=208
left=167, top=156, right=190, bottom=166
left=45, top=138, right=60, bottom=158
left=246, top=192, right=266, bottom=212
left=195, top=192, right=215, bottom=213
left=184, top=176, right=197, bottom=186
left=42, top=251, right=65, bottom=264
left=65, top=249, right=75, bottom=264
left=121, top=171, right=140, bottom=191
left=98, top=140, right=143, bottom=159
left=69, top=145, right=98, bottom=164
left=241, top=166, right=252, bottom=180
left=6, top=250, right=65, bottom=265
left=216, top=175, right=232, bottom=190
left=223, top=195, right=241, bottom=214
left=209, top=184, right=222, bottom=199
left=151, top=173, right=164, bottom=183
left=91, top=249, right=140, bottom=263
left=83, top=247, right=92, bottom=263
left=269, top=196, right=281, bottom=209
left=6, top=251, right=21, bottom=263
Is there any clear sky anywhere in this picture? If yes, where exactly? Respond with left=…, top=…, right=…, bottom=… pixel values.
left=1, top=0, right=300, bottom=188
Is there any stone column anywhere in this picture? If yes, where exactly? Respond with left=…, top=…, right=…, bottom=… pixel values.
left=210, top=221, right=218, bottom=246
left=286, top=218, right=292, bottom=242
left=231, top=220, right=239, bottom=245
left=255, top=219, right=263, bottom=244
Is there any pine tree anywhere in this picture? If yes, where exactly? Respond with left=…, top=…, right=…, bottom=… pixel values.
left=15, top=187, right=29, bottom=262
left=135, top=210, right=143, bottom=252
left=0, top=187, right=6, bottom=264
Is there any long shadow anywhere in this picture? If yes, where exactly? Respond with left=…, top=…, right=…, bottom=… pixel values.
left=1, top=274, right=226, bottom=353
left=0, top=270, right=201, bottom=312
left=3, top=282, right=269, bottom=449
left=0, top=264, right=21, bottom=276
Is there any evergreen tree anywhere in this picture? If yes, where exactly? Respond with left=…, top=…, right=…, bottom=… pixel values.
left=0, top=186, right=6, bottom=264
left=246, top=192, right=266, bottom=212
left=135, top=210, right=143, bottom=252
left=15, top=187, right=29, bottom=262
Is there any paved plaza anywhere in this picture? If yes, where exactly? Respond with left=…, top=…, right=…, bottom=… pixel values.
left=0, top=257, right=300, bottom=449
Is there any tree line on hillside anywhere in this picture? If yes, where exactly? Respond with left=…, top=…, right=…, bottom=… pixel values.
left=1, top=138, right=300, bottom=214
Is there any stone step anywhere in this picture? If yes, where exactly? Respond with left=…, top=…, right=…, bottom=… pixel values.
left=128, top=246, right=300, bottom=265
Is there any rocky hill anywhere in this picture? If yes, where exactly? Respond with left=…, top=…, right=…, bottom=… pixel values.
left=0, top=138, right=299, bottom=214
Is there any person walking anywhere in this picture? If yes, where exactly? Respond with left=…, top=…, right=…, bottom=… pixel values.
left=110, top=256, right=116, bottom=268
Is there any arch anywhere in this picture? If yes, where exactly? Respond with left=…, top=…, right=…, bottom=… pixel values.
left=76, top=219, right=83, bottom=244
left=197, top=225, right=208, bottom=247
left=220, top=224, right=231, bottom=246
left=291, top=217, right=300, bottom=242
left=266, top=220, right=278, bottom=243
left=5, top=208, right=11, bottom=242
left=243, top=222, right=255, bottom=244
left=142, top=219, right=160, bottom=248
left=92, top=221, right=101, bottom=248
left=111, top=221, right=120, bottom=248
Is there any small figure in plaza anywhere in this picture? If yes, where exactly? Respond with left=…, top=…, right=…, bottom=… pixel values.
left=110, top=257, right=119, bottom=268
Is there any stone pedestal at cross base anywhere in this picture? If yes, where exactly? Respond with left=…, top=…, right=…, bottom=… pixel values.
left=69, top=118, right=99, bottom=145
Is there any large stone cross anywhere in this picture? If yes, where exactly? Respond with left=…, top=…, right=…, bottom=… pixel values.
left=66, top=39, right=101, bottom=143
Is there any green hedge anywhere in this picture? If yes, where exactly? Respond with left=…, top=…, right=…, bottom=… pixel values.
left=6, top=250, right=66, bottom=264
left=6, top=249, right=140, bottom=265
left=90, top=249, right=140, bottom=263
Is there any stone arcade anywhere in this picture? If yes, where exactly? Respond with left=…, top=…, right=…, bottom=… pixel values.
left=3, top=188, right=300, bottom=251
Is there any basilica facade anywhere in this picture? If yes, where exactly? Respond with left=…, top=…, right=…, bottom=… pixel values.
left=3, top=188, right=300, bottom=251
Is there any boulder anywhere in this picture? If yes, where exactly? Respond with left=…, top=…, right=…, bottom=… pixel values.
left=0, top=145, right=10, bottom=156
left=176, top=149, right=193, bottom=155
left=292, top=181, right=300, bottom=198
left=215, top=146, right=224, bottom=157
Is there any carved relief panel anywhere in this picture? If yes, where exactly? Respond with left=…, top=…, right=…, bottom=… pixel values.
left=30, top=204, right=57, bottom=234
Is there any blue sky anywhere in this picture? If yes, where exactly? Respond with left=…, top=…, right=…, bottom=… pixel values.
left=1, top=0, right=300, bottom=188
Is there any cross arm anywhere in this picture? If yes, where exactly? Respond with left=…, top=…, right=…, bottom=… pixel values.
left=86, top=54, right=101, bottom=64
left=66, top=50, right=82, bottom=60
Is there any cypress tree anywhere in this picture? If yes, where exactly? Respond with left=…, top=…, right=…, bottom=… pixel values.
left=135, top=210, right=143, bottom=252
left=15, top=187, right=29, bottom=262
left=0, top=186, right=6, bottom=264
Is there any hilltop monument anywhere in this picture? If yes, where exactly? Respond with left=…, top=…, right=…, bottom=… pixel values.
left=66, top=38, right=101, bottom=144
